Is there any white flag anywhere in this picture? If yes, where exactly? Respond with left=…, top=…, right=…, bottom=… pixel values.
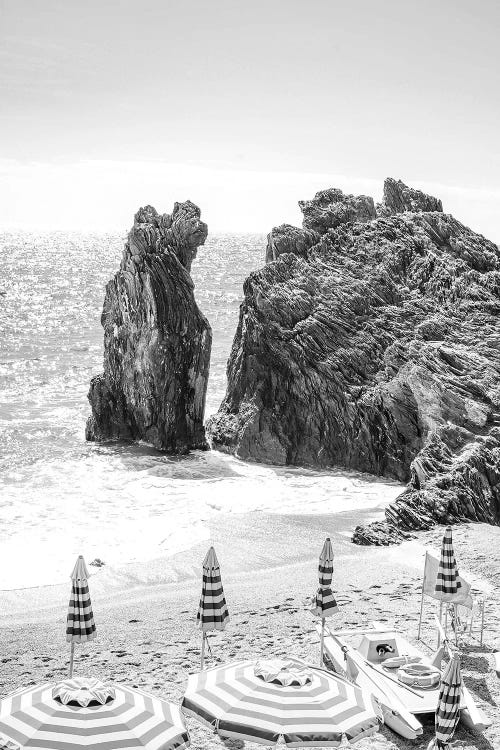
left=423, top=552, right=473, bottom=607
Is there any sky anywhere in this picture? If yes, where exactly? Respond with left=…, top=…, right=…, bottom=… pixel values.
left=1, top=0, right=499, bottom=238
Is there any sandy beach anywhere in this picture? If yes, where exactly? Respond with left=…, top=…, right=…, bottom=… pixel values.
left=1, top=508, right=499, bottom=750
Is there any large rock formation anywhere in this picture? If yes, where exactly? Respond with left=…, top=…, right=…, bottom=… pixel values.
left=379, top=177, right=443, bottom=215
left=86, top=201, right=211, bottom=453
left=207, top=179, right=500, bottom=541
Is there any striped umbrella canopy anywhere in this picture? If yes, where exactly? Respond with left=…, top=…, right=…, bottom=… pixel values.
left=197, top=546, right=229, bottom=631
left=0, top=678, right=190, bottom=750
left=311, top=537, right=338, bottom=666
left=429, top=652, right=462, bottom=750
left=67, top=556, right=96, bottom=643
left=197, top=547, right=229, bottom=669
left=182, top=657, right=380, bottom=747
left=67, top=555, right=96, bottom=678
left=434, top=527, right=462, bottom=601
left=311, top=537, right=338, bottom=619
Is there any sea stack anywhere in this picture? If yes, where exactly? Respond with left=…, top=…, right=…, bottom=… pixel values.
left=86, top=201, right=211, bottom=453
left=207, top=179, right=500, bottom=542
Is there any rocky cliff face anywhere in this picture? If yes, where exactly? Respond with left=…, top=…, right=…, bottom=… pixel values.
left=86, top=201, right=211, bottom=453
left=207, top=179, right=500, bottom=542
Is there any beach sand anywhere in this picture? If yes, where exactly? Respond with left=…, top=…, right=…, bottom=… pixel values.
left=1, top=510, right=499, bottom=750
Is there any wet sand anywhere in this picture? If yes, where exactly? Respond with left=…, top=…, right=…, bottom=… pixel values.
left=0, top=511, right=499, bottom=750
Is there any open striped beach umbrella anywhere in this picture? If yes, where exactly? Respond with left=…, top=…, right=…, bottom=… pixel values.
left=182, top=657, right=380, bottom=747
left=67, top=555, right=96, bottom=677
left=311, top=537, right=338, bottom=665
left=197, top=546, right=229, bottom=669
left=428, top=652, right=462, bottom=750
left=435, top=527, right=462, bottom=600
left=0, top=678, right=190, bottom=750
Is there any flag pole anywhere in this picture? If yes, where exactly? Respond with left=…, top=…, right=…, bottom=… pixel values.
left=417, top=581, right=425, bottom=640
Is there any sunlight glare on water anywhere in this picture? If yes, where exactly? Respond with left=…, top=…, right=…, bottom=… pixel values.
left=0, top=231, right=402, bottom=589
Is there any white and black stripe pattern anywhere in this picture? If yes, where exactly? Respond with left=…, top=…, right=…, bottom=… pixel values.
left=182, top=658, right=380, bottom=747
left=66, top=556, right=96, bottom=643
left=0, top=682, right=190, bottom=750
left=197, top=547, right=229, bottom=632
left=432, top=652, right=462, bottom=749
left=435, top=527, right=462, bottom=599
left=311, top=538, right=338, bottom=618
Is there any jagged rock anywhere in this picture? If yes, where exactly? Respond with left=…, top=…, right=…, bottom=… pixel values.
left=86, top=201, right=211, bottom=453
left=352, top=521, right=415, bottom=546
left=207, top=179, right=500, bottom=540
left=380, top=177, right=443, bottom=215
left=266, top=225, right=320, bottom=264
left=299, top=188, right=376, bottom=233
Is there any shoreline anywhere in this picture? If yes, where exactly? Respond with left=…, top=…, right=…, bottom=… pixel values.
left=0, top=504, right=388, bottom=623
left=0, top=507, right=496, bottom=623
left=0, top=441, right=404, bottom=593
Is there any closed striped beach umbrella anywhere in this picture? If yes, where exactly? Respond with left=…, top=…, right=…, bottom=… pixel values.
left=428, top=652, right=462, bottom=750
left=311, top=537, right=338, bottom=665
left=67, top=555, right=96, bottom=677
left=435, top=527, right=462, bottom=600
left=182, top=657, right=380, bottom=747
left=0, top=678, right=190, bottom=750
left=197, top=546, right=229, bottom=669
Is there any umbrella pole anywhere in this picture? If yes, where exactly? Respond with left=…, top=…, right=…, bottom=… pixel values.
left=69, top=643, right=75, bottom=678
left=320, top=618, right=325, bottom=666
left=201, top=632, right=205, bottom=670
left=437, top=601, right=443, bottom=647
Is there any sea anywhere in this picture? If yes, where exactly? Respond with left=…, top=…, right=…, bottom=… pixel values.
left=0, top=231, right=402, bottom=590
